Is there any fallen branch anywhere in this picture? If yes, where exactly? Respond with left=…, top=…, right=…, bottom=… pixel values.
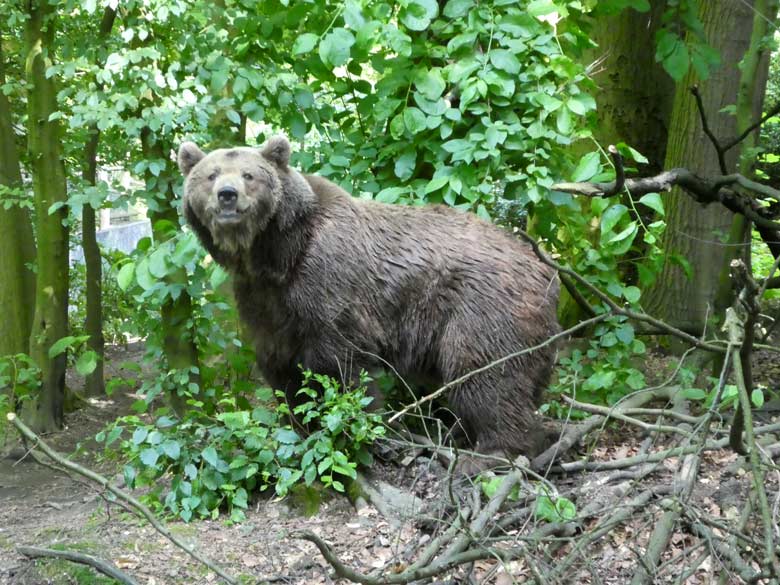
left=561, top=395, right=692, bottom=438
left=17, top=546, right=138, bottom=585
left=630, top=391, right=700, bottom=585
left=530, top=390, right=661, bottom=473
left=7, top=413, right=239, bottom=585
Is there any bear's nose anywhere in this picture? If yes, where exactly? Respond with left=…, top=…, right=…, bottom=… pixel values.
left=217, top=186, right=238, bottom=206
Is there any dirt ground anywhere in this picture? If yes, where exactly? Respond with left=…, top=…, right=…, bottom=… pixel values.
left=1, top=345, right=778, bottom=584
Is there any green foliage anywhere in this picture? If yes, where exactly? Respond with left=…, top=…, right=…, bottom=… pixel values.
left=70, top=248, right=135, bottom=345
left=96, top=370, right=385, bottom=522
left=535, top=493, right=577, bottom=522
left=654, top=0, right=720, bottom=81
left=675, top=366, right=771, bottom=413
left=0, top=354, right=41, bottom=446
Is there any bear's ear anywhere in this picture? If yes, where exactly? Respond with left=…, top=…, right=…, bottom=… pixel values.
left=261, top=135, right=291, bottom=168
left=178, top=142, right=206, bottom=176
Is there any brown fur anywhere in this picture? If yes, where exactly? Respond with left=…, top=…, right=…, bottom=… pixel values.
left=178, top=136, right=560, bottom=456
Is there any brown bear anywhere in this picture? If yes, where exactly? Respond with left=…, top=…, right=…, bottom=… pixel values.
left=177, top=135, right=560, bottom=459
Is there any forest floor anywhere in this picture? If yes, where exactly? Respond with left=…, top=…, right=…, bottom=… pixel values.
left=1, top=342, right=780, bottom=585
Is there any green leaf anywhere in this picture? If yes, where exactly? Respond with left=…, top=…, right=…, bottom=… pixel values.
left=656, top=32, right=689, bottom=81
left=202, top=446, right=219, bottom=467
left=443, top=0, right=473, bottom=18
left=616, top=142, right=649, bottom=164
left=638, top=193, right=664, bottom=216
left=148, top=247, right=169, bottom=278
left=394, top=150, right=417, bottom=180
left=489, top=50, right=521, bottom=75
left=403, top=107, right=427, bottom=134
left=567, top=93, right=596, bottom=116
left=623, top=286, right=641, bottom=304
left=319, top=28, right=355, bottom=67
left=571, top=152, right=601, bottom=182
left=556, top=106, right=572, bottom=134
left=135, top=257, right=155, bottom=291
left=400, top=0, right=438, bottom=31
left=527, top=0, right=558, bottom=17
left=293, top=33, right=320, bottom=55
left=132, top=427, right=149, bottom=445
left=425, top=176, right=450, bottom=194
left=681, top=388, right=706, bottom=400
left=217, top=411, right=250, bottom=431
left=275, top=428, right=300, bottom=444
left=615, top=324, right=635, bottom=345
left=607, top=221, right=638, bottom=245
left=751, top=388, right=765, bottom=408
left=414, top=68, right=446, bottom=100
left=162, top=440, right=181, bottom=460
left=49, top=335, right=89, bottom=359
left=184, top=463, right=198, bottom=480
left=583, top=370, right=615, bottom=391
left=600, top=204, right=628, bottom=233
left=139, top=448, right=159, bottom=467
left=75, top=351, right=98, bottom=376
left=376, top=187, right=406, bottom=204
left=117, top=263, right=135, bottom=291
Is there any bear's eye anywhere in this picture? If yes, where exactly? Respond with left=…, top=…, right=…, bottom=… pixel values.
left=208, top=171, right=218, bottom=181
left=242, top=172, right=254, bottom=181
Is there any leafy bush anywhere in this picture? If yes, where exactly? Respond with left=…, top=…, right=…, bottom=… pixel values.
left=69, top=248, right=137, bottom=345
left=96, top=370, right=385, bottom=522
left=0, top=354, right=41, bottom=447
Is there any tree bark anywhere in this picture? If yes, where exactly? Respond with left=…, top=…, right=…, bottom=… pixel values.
left=21, top=0, right=69, bottom=432
left=586, top=3, right=674, bottom=172
left=644, top=0, right=762, bottom=334
left=0, top=38, right=36, bottom=359
left=81, top=7, right=117, bottom=397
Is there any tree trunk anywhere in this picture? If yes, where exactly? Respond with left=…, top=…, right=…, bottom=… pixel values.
left=586, top=3, right=674, bottom=172
left=140, top=130, right=200, bottom=416
left=558, top=4, right=673, bottom=326
left=643, top=0, right=761, bottom=334
left=81, top=7, right=117, bottom=397
left=22, top=0, right=70, bottom=432
left=0, top=39, right=36, bottom=359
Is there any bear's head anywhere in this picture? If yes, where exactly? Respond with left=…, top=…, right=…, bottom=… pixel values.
left=178, top=135, right=314, bottom=257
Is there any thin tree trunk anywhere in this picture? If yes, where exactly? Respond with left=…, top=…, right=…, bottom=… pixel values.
left=0, top=38, right=36, bottom=359
left=140, top=129, right=199, bottom=416
left=644, top=0, right=759, bottom=334
left=81, top=7, right=117, bottom=397
left=22, top=0, right=69, bottom=432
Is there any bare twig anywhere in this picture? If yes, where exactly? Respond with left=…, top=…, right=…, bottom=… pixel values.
left=7, top=414, right=239, bottom=585
left=561, top=395, right=693, bottom=437
left=690, top=86, right=729, bottom=175
left=517, top=230, right=727, bottom=352
left=630, top=391, right=700, bottom=585
left=388, top=313, right=611, bottom=425
left=17, top=546, right=138, bottom=585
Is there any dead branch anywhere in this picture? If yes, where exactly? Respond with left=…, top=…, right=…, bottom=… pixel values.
left=725, top=268, right=778, bottom=574
left=530, top=390, right=662, bottom=472
left=388, top=313, right=611, bottom=425
left=517, top=230, right=726, bottom=352
left=17, top=546, right=138, bottom=585
left=7, top=413, right=239, bottom=585
left=561, top=395, right=693, bottom=437
left=548, top=490, right=655, bottom=581
left=629, top=391, right=700, bottom=585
